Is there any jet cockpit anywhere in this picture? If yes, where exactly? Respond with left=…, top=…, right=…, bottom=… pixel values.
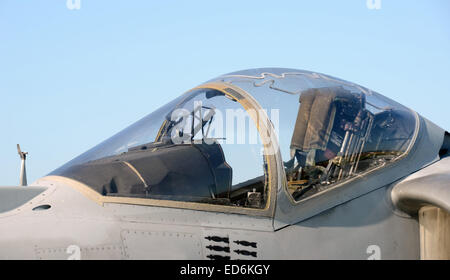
left=50, top=68, right=417, bottom=214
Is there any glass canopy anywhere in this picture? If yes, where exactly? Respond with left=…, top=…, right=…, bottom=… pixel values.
left=50, top=68, right=417, bottom=205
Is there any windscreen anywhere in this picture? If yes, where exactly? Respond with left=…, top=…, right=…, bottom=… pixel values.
left=50, top=88, right=269, bottom=209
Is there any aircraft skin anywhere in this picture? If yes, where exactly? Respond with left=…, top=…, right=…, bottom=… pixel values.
left=0, top=68, right=449, bottom=260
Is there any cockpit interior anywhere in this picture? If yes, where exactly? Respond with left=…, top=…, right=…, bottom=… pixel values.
left=284, top=86, right=415, bottom=200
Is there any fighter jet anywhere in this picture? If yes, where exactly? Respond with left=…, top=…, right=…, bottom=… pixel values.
left=0, top=68, right=448, bottom=260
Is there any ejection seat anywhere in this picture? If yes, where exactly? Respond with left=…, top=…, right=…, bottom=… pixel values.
left=285, top=86, right=373, bottom=199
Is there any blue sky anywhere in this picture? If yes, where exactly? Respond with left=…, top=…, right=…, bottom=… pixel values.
left=0, top=0, right=449, bottom=185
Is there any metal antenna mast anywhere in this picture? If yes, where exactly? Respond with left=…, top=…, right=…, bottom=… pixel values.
left=17, top=144, right=28, bottom=186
